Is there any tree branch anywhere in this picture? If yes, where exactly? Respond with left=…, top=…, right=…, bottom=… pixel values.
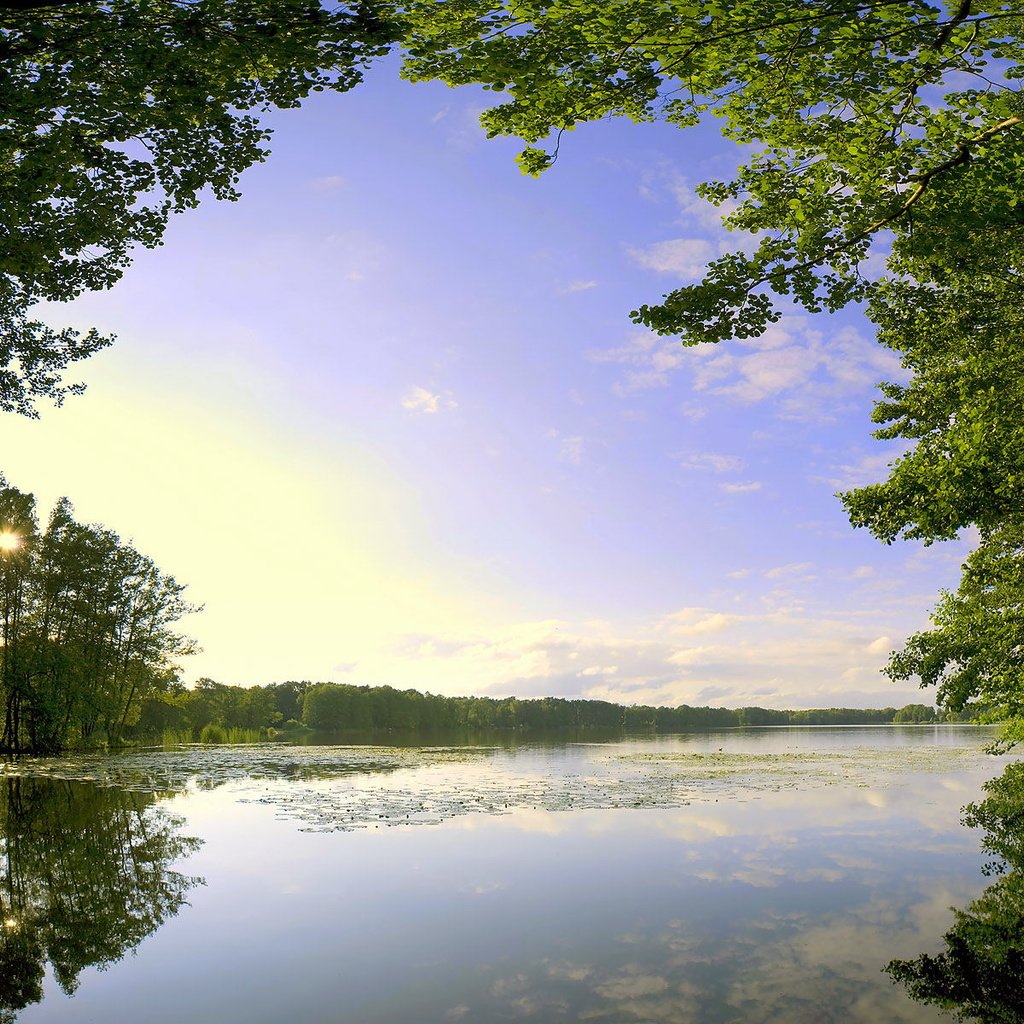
left=753, top=115, right=1024, bottom=290
left=933, top=0, right=972, bottom=50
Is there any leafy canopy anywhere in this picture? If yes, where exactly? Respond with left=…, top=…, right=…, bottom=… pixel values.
left=0, top=0, right=394, bottom=413
left=401, top=0, right=1024, bottom=343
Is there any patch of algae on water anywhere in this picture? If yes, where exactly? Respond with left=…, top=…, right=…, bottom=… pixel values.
left=0, top=741, right=996, bottom=833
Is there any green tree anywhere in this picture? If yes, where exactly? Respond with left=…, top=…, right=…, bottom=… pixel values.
left=0, top=482, right=37, bottom=748
left=401, top=0, right=1024, bottom=339
left=265, top=680, right=310, bottom=725
left=884, top=524, right=1024, bottom=741
left=0, top=0, right=395, bottom=414
left=892, top=702, right=936, bottom=724
left=0, top=478, right=198, bottom=752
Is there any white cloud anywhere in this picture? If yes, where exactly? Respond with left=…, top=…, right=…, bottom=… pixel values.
left=764, top=562, right=814, bottom=580
left=588, top=332, right=659, bottom=364
left=712, top=345, right=815, bottom=403
left=669, top=178, right=739, bottom=231
left=628, top=238, right=715, bottom=278
left=719, top=481, right=762, bottom=494
left=665, top=608, right=740, bottom=636
left=167, top=538, right=932, bottom=709
left=560, top=279, right=599, bottom=294
left=589, top=319, right=905, bottom=420
left=401, top=387, right=457, bottom=414
left=587, top=332, right=690, bottom=394
left=677, top=452, right=744, bottom=473
left=402, top=387, right=440, bottom=414
left=310, top=175, right=347, bottom=191
left=823, top=450, right=902, bottom=490
left=666, top=645, right=718, bottom=666
left=559, top=435, right=584, bottom=464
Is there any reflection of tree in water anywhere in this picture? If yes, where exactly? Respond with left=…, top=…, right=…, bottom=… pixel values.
left=0, top=777, right=202, bottom=1022
left=888, top=761, right=1024, bottom=1023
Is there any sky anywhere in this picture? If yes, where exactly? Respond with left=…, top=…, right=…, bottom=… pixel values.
left=0, top=61, right=971, bottom=709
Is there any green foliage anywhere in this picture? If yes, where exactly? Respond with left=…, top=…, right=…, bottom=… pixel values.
left=198, top=722, right=227, bottom=745
left=0, top=475, right=197, bottom=753
left=0, top=0, right=396, bottom=413
left=892, top=703, right=937, bottom=724
left=841, top=283, right=1024, bottom=546
left=884, top=524, right=1024, bottom=732
left=224, top=726, right=264, bottom=743
left=195, top=721, right=263, bottom=744
left=265, top=679, right=309, bottom=724
left=401, top=0, right=1024, bottom=341
left=287, top=681, right=920, bottom=733
left=129, top=678, right=944, bottom=740
left=160, top=727, right=194, bottom=748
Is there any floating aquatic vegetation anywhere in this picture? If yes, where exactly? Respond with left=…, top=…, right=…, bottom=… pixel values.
left=0, top=743, right=495, bottom=792
left=243, top=743, right=997, bottom=832
left=0, top=737, right=1008, bottom=834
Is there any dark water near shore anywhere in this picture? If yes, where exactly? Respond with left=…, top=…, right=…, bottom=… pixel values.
left=0, top=726, right=1015, bottom=1023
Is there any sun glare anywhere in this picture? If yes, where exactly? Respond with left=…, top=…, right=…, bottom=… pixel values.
left=0, top=531, right=22, bottom=553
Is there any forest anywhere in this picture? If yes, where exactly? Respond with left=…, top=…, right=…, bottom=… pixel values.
left=3, top=0, right=1024, bottom=745
left=2, top=0, right=1024, bottom=736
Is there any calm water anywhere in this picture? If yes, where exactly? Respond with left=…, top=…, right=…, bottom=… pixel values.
left=0, top=726, right=1015, bottom=1023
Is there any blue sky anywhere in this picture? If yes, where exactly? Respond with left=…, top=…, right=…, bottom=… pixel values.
left=0, top=61, right=968, bottom=708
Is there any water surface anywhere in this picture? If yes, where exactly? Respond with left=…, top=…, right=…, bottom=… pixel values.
left=0, top=726, right=1013, bottom=1023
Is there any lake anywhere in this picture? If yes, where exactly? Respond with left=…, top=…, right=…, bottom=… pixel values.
left=0, top=726, right=1015, bottom=1023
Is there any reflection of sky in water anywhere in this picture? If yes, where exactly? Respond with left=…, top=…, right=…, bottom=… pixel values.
left=13, top=727, right=1017, bottom=1023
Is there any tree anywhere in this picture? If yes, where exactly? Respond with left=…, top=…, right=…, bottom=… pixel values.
left=0, top=476, right=198, bottom=752
left=0, top=483, right=37, bottom=747
left=0, top=0, right=395, bottom=413
left=400, top=0, right=1023, bottom=368
left=398, top=0, right=1024, bottom=728
left=401, top=0, right=1024, bottom=338
left=892, top=702, right=936, bottom=723
left=884, top=523, right=1024, bottom=742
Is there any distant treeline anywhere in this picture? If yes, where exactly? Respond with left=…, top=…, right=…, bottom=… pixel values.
left=128, top=679, right=973, bottom=744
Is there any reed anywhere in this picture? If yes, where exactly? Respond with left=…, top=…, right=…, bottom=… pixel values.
left=199, top=723, right=227, bottom=744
